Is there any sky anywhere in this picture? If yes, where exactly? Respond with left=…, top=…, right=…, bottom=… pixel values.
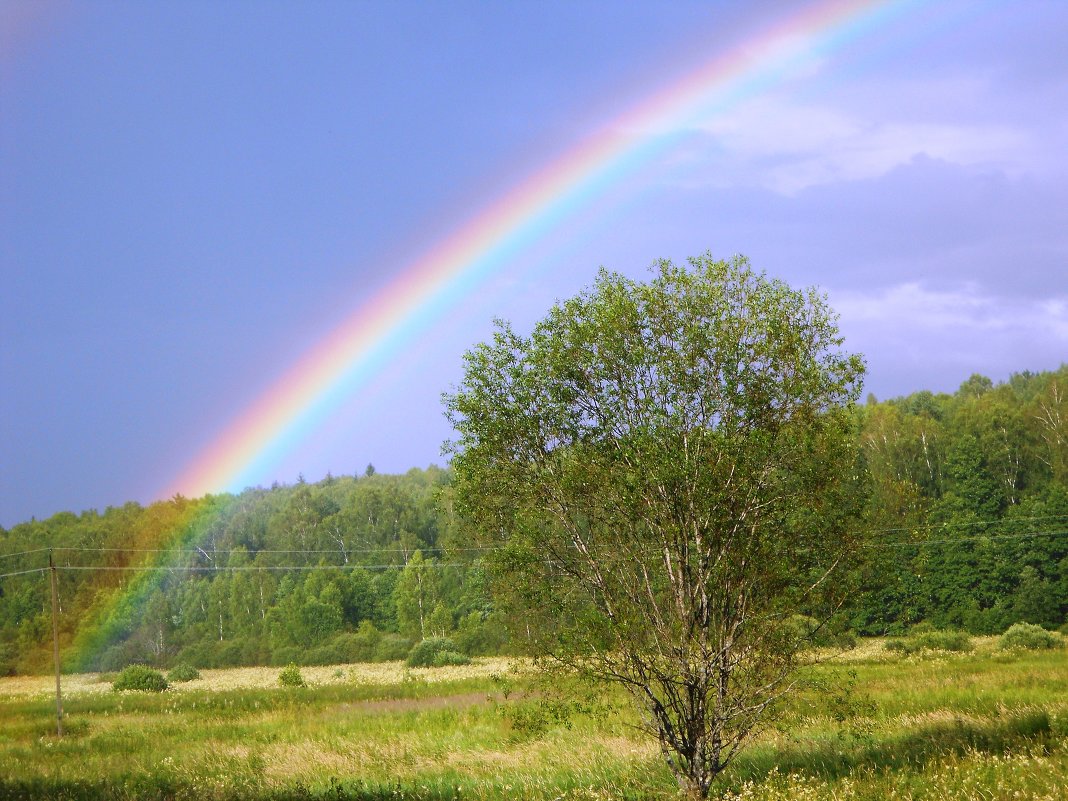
left=2, top=0, right=1066, bottom=527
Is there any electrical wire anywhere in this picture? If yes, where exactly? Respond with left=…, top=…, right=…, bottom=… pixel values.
left=0, top=567, right=49, bottom=579
left=0, top=548, right=53, bottom=561
left=1, top=528, right=1065, bottom=581
left=53, top=563, right=464, bottom=572
left=4, top=514, right=1066, bottom=563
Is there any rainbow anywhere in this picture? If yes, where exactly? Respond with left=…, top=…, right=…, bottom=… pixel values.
left=67, top=0, right=919, bottom=667
left=164, top=0, right=914, bottom=501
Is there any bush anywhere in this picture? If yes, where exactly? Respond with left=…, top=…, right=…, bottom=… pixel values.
left=830, top=629, right=858, bottom=649
left=373, top=634, right=412, bottom=662
left=270, top=646, right=305, bottom=667
left=999, top=622, right=1061, bottom=651
left=884, top=628, right=973, bottom=656
left=453, top=611, right=509, bottom=656
left=913, top=629, right=973, bottom=652
left=278, top=663, right=306, bottom=688
left=166, top=663, right=200, bottom=682
left=113, top=665, right=168, bottom=692
left=781, top=614, right=856, bottom=650
left=352, top=620, right=383, bottom=661
left=884, top=638, right=908, bottom=653
left=98, top=641, right=145, bottom=673
left=432, top=649, right=471, bottom=667
left=407, top=637, right=471, bottom=668
left=305, top=643, right=345, bottom=666
left=175, top=643, right=212, bottom=669
left=0, top=643, right=17, bottom=677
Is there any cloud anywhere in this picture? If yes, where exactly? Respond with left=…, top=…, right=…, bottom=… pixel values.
left=832, top=282, right=1065, bottom=335
left=829, top=281, right=1068, bottom=396
left=668, top=95, right=1034, bottom=194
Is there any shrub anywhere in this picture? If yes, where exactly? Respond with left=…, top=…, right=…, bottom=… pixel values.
left=373, top=634, right=412, bottom=662
left=98, top=641, right=144, bottom=673
left=351, top=620, right=383, bottom=662
left=0, top=643, right=17, bottom=677
left=432, top=649, right=471, bottom=667
left=270, top=646, right=305, bottom=667
left=166, top=663, right=200, bottom=682
left=113, top=665, right=168, bottom=692
left=278, top=663, right=306, bottom=688
left=407, top=637, right=470, bottom=668
left=781, top=615, right=856, bottom=650
left=305, top=643, right=345, bottom=666
left=175, top=643, right=212, bottom=669
left=453, top=611, right=509, bottom=656
left=884, top=629, right=973, bottom=656
left=212, top=640, right=244, bottom=667
left=999, top=622, right=1061, bottom=651
left=912, top=629, right=972, bottom=653
left=830, top=629, right=858, bottom=649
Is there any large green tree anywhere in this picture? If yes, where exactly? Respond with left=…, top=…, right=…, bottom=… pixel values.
left=444, top=254, right=866, bottom=797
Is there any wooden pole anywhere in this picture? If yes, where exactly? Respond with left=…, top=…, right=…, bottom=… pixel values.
left=49, top=550, right=63, bottom=737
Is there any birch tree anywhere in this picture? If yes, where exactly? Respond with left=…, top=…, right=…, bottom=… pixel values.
left=444, top=254, right=866, bottom=797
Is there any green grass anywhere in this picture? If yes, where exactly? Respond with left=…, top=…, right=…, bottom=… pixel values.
left=0, top=645, right=1065, bottom=799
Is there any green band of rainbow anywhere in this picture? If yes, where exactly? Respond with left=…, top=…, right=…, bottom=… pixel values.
left=164, top=0, right=912, bottom=502
left=73, top=0, right=919, bottom=668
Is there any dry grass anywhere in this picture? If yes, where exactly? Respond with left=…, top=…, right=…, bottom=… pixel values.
left=0, top=656, right=521, bottom=699
left=1, top=645, right=1065, bottom=799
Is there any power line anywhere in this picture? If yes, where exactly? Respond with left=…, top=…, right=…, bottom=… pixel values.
left=2, top=528, right=1065, bottom=581
left=862, top=529, right=1068, bottom=549
left=0, top=548, right=53, bottom=562
left=54, top=563, right=465, bottom=573
left=858, top=514, right=1068, bottom=540
left=4, top=514, right=1066, bottom=563
left=0, top=567, right=49, bottom=579
left=34, top=546, right=491, bottom=559
left=0, top=563, right=464, bottom=580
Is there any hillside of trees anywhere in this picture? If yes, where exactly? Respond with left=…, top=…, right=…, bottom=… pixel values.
left=0, top=366, right=1065, bottom=676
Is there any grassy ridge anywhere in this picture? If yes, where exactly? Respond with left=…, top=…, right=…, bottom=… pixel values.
left=0, top=644, right=1065, bottom=800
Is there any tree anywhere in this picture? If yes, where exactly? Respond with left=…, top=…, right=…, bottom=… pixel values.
left=444, top=254, right=866, bottom=797
left=395, top=550, right=442, bottom=640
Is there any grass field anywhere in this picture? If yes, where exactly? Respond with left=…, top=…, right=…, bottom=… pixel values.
left=0, top=640, right=1065, bottom=800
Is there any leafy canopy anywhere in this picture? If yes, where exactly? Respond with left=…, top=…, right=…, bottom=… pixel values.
left=444, top=254, right=866, bottom=796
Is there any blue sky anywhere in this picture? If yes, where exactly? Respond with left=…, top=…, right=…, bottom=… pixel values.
left=2, top=0, right=1066, bottom=526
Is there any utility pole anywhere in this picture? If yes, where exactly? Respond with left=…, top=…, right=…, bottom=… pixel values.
left=49, top=550, right=63, bottom=737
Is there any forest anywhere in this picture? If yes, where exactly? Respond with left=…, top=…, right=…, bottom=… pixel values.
left=1, top=365, right=1065, bottom=677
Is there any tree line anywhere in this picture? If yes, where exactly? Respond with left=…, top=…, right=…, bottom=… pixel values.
left=0, top=366, right=1065, bottom=676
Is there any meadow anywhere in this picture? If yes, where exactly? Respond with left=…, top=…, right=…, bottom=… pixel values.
left=0, top=640, right=1065, bottom=801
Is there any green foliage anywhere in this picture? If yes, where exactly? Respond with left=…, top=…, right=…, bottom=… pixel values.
left=0, top=643, right=17, bottom=677
left=406, top=636, right=469, bottom=668
left=0, top=351, right=1064, bottom=684
left=999, top=622, right=1061, bottom=651
left=166, top=663, right=200, bottom=682
left=373, top=633, right=412, bottom=662
left=278, top=663, right=306, bottom=688
left=431, top=649, right=471, bottom=667
left=453, top=610, right=509, bottom=656
left=112, top=664, right=168, bottom=692
left=445, top=254, right=867, bottom=794
left=782, top=615, right=855, bottom=649
left=910, top=628, right=972, bottom=653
